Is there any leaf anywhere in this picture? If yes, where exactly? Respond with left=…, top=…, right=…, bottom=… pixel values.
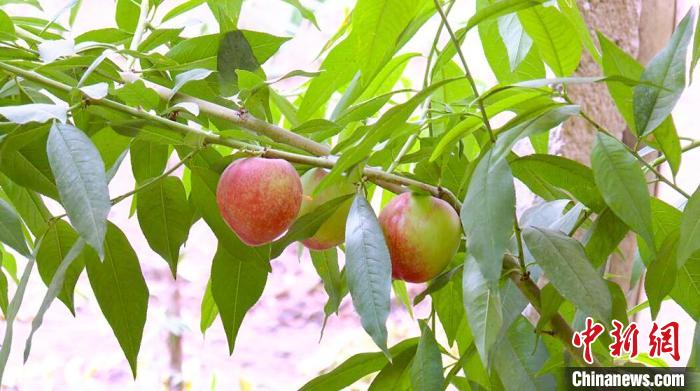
left=0, top=9, right=15, bottom=37
left=693, top=8, right=700, bottom=80
left=171, top=68, right=213, bottom=98
left=344, top=192, right=392, bottom=358
left=0, top=199, right=29, bottom=257
left=583, top=208, right=628, bottom=268
left=463, top=255, right=503, bottom=364
left=35, top=220, right=86, bottom=313
left=130, top=140, right=169, bottom=183
left=467, top=0, right=546, bottom=31
left=217, top=30, right=261, bottom=96
left=598, top=33, right=643, bottom=131
left=0, top=174, right=51, bottom=236
left=431, top=269, right=464, bottom=346
left=282, top=0, right=319, bottom=29
left=556, top=0, right=600, bottom=64
left=518, top=5, right=581, bottom=76
left=136, top=177, right=191, bottom=276
left=0, top=270, right=6, bottom=316
left=116, top=80, right=160, bottom=111
left=509, top=154, right=606, bottom=212
left=0, top=103, right=67, bottom=125
left=462, top=149, right=515, bottom=282
left=678, top=189, right=700, bottom=268
left=47, top=123, right=110, bottom=257
left=310, top=248, right=343, bottom=318
left=299, top=338, right=419, bottom=391
left=85, top=223, right=149, bottom=377
left=115, top=0, right=139, bottom=32
left=651, top=117, right=681, bottom=177
left=162, top=0, right=206, bottom=23
left=410, top=322, right=444, bottom=391
left=494, top=316, right=555, bottom=391
left=498, top=13, right=532, bottom=70
left=523, top=227, right=612, bottom=322
left=645, top=230, right=679, bottom=319
left=200, top=279, right=218, bottom=333
left=591, top=132, right=654, bottom=251
left=0, top=248, right=36, bottom=385
left=633, top=9, right=695, bottom=136
left=210, top=244, right=267, bottom=354
left=23, top=239, right=84, bottom=362
left=207, top=0, right=242, bottom=31
left=368, top=345, right=416, bottom=390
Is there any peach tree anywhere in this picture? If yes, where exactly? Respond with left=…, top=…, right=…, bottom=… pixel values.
left=0, top=0, right=698, bottom=389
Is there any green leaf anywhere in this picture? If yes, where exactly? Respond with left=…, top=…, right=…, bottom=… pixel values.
left=463, top=255, right=503, bottom=364
left=24, top=239, right=84, bottom=362
left=494, top=105, right=579, bottom=158
left=0, top=199, right=29, bottom=257
left=411, top=322, right=444, bottom=391
left=116, top=80, right=160, bottom=111
left=468, top=0, right=546, bottom=31
left=510, top=154, right=606, bottom=212
left=85, top=223, right=149, bottom=377
left=345, top=192, right=392, bottom=358
left=0, top=247, right=36, bottom=385
left=281, top=0, right=319, bottom=29
left=518, top=4, right=581, bottom=76
left=138, top=28, right=183, bottom=52
left=0, top=174, right=51, bottom=236
left=651, top=117, right=681, bottom=177
left=0, top=103, right=67, bottom=125
left=299, top=338, right=419, bottom=391
left=498, top=13, right=532, bottom=71
left=462, top=149, right=515, bottom=282
left=46, top=123, right=110, bottom=257
left=633, top=9, right=695, bottom=136
left=162, top=0, right=206, bottom=23
left=583, top=208, right=628, bottom=268
left=171, top=68, right=213, bottom=98
left=645, top=230, right=679, bottom=319
left=211, top=244, right=267, bottom=354
left=494, top=316, right=555, bottom=391
left=693, top=8, right=700, bottom=80
left=431, top=268, right=464, bottom=347
left=591, top=132, right=654, bottom=251
left=368, top=345, right=416, bottom=390
left=310, top=248, right=344, bottom=318
left=0, top=9, right=15, bottom=37
left=0, top=270, right=6, bottom=316
left=690, top=321, right=700, bottom=368
left=217, top=30, right=262, bottom=96
left=130, top=140, right=169, bottom=183
left=599, top=33, right=643, bottom=131
left=115, top=0, right=139, bottom=33
left=136, top=177, right=191, bottom=276
left=35, top=220, right=86, bottom=313
left=207, top=0, right=242, bottom=31
left=523, top=227, right=612, bottom=322
left=200, top=279, right=218, bottom=333
left=678, top=189, right=700, bottom=268
left=556, top=0, right=600, bottom=64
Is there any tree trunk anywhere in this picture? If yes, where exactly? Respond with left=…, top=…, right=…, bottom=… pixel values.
left=552, top=0, right=675, bottom=296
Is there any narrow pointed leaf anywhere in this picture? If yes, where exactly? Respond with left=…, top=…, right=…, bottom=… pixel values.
left=462, top=149, right=515, bottom=282
left=211, top=244, right=267, bottom=354
left=645, top=230, right=679, bottom=319
left=85, top=223, right=148, bottom=377
left=523, top=227, right=612, bottom=322
left=136, top=176, right=191, bottom=276
left=0, top=199, right=30, bottom=257
left=678, top=189, right=700, bottom=267
left=591, top=132, right=654, bottom=251
left=345, top=192, right=392, bottom=358
left=410, top=322, right=444, bottom=391
left=463, top=255, right=503, bottom=364
left=633, top=9, right=695, bottom=135
left=47, top=123, right=110, bottom=257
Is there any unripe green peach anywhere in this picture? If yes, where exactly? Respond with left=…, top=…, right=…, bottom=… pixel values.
left=216, top=157, right=302, bottom=246
left=379, top=193, right=461, bottom=283
left=298, top=168, right=355, bottom=250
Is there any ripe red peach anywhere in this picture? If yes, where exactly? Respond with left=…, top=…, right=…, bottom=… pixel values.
left=216, top=157, right=302, bottom=246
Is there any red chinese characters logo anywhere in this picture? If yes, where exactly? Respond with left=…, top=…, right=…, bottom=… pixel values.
left=572, top=318, right=681, bottom=364
left=572, top=317, right=604, bottom=364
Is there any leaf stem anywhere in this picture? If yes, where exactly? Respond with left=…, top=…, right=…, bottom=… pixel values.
left=568, top=208, right=592, bottom=237
left=513, top=211, right=526, bottom=271
left=432, top=0, right=495, bottom=143
left=125, top=0, right=150, bottom=71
